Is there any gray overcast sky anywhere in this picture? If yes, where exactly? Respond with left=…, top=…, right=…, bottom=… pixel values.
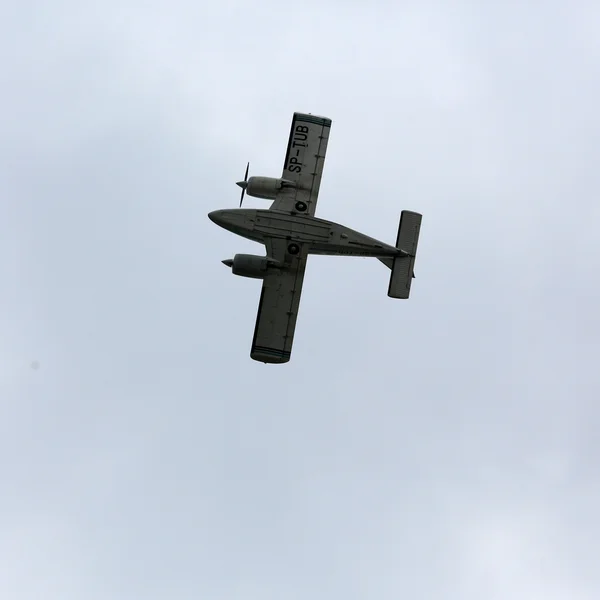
left=2, top=1, right=599, bottom=598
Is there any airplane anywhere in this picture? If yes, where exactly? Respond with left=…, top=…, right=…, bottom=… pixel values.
left=208, top=112, right=422, bottom=364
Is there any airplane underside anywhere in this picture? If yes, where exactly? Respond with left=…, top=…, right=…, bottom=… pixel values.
left=208, top=111, right=422, bottom=363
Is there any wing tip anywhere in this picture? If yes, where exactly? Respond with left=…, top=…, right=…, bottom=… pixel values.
left=251, top=345, right=291, bottom=364
left=293, top=112, right=332, bottom=127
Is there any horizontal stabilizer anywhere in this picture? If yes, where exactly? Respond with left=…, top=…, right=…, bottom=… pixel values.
left=388, top=211, right=422, bottom=299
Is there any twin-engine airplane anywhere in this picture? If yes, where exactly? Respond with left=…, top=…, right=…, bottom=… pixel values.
left=209, top=112, right=422, bottom=364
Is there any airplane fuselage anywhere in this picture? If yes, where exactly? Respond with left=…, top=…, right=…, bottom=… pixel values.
left=208, top=208, right=400, bottom=258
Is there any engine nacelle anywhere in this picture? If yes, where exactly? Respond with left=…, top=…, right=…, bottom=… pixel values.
left=222, top=254, right=280, bottom=279
left=246, top=176, right=294, bottom=200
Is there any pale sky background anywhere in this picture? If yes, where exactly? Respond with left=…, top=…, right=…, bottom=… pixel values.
left=2, top=1, right=600, bottom=599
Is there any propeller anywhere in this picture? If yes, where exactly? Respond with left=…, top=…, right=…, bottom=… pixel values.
left=236, top=162, right=250, bottom=207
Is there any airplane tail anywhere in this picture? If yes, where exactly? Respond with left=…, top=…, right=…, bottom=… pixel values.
left=386, top=210, right=422, bottom=299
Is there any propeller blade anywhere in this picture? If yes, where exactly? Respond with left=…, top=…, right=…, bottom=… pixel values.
left=238, top=162, right=249, bottom=207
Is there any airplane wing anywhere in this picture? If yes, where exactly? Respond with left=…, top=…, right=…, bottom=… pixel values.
left=250, top=238, right=307, bottom=364
left=270, top=112, right=332, bottom=217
